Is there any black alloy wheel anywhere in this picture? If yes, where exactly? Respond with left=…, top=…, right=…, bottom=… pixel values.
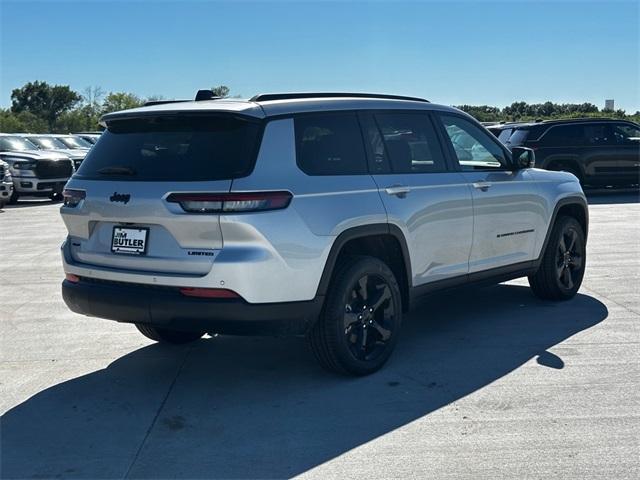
left=343, top=274, right=395, bottom=363
left=555, top=225, right=584, bottom=291
left=308, top=255, right=402, bottom=375
left=529, top=216, right=586, bottom=300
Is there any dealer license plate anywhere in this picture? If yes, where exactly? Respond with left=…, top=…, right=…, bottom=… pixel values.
left=111, top=227, right=148, bottom=255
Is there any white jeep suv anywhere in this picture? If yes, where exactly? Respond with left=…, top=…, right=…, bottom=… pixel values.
left=60, top=91, right=588, bottom=375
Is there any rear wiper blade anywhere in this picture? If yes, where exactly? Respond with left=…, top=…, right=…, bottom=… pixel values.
left=97, top=166, right=136, bottom=175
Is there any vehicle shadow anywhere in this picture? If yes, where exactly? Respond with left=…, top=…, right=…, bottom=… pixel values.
left=1, top=285, right=607, bottom=479
left=585, top=188, right=639, bottom=205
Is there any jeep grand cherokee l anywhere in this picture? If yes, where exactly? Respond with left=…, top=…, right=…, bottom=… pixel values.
left=60, top=91, right=588, bottom=375
left=492, top=118, right=640, bottom=187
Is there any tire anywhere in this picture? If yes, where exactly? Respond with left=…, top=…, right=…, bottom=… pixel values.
left=308, top=255, right=403, bottom=376
left=529, top=216, right=586, bottom=301
left=7, top=191, right=19, bottom=205
left=135, top=324, right=205, bottom=344
left=0, top=201, right=5, bottom=210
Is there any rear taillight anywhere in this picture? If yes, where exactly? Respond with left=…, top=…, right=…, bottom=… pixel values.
left=167, top=191, right=292, bottom=214
left=179, top=287, right=240, bottom=299
left=63, top=189, right=86, bottom=207
left=65, top=273, right=80, bottom=283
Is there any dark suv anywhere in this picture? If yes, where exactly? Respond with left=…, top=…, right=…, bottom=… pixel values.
left=491, top=118, right=640, bottom=187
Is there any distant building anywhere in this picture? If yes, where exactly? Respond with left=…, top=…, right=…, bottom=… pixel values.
left=604, top=99, right=615, bottom=111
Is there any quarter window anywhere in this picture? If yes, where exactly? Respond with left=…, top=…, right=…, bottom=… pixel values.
left=373, top=113, right=446, bottom=173
left=294, top=113, right=368, bottom=175
left=440, top=115, right=507, bottom=170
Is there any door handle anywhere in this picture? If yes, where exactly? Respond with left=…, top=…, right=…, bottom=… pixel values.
left=472, top=182, right=492, bottom=192
left=384, top=185, right=411, bottom=197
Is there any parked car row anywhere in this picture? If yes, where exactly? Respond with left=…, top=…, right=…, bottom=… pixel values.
left=0, top=132, right=101, bottom=204
left=487, top=118, right=640, bottom=187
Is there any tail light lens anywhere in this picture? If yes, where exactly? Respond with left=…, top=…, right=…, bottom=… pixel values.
left=167, top=191, right=292, bottom=214
left=63, top=189, right=86, bottom=207
left=65, top=273, right=80, bottom=283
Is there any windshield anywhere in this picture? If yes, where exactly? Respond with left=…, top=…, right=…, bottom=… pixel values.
left=76, top=115, right=262, bottom=181
left=0, top=136, right=38, bottom=151
left=28, top=136, right=68, bottom=150
left=56, top=136, right=92, bottom=149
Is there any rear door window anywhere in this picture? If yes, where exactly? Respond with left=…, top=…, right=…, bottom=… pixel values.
left=372, top=113, right=446, bottom=173
left=583, top=124, right=613, bottom=145
left=294, top=113, right=368, bottom=175
left=540, top=125, right=584, bottom=147
left=76, top=115, right=262, bottom=181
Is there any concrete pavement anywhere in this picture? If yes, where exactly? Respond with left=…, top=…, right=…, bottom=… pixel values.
left=0, top=192, right=638, bottom=479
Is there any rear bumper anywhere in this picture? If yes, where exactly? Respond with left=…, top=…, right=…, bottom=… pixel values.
left=62, top=278, right=323, bottom=336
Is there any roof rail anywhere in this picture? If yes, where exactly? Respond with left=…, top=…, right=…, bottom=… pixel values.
left=541, top=117, right=620, bottom=123
left=249, top=92, right=430, bottom=103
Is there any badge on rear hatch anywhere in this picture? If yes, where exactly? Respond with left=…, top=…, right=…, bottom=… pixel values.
left=111, top=227, right=148, bottom=255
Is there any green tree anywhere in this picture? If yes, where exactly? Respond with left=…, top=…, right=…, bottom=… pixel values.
left=54, top=106, right=100, bottom=133
left=211, top=85, right=230, bottom=98
left=455, top=105, right=502, bottom=122
left=102, top=92, right=144, bottom=114
left=54, top=86, right=104, bottom=132
left=10, top=81, right=81, bottom=130
left=0, top=108, right=48, bottom=133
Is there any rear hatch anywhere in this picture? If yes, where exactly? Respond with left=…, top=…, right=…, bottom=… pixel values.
left=62, top=113, right=262, bottom=276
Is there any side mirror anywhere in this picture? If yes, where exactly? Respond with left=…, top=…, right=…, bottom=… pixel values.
left=511, top=147, right=536, bottom=170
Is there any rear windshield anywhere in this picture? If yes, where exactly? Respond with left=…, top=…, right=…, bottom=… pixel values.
left=497, top=128, right=513, bottom=142
left=75, top=115, right=261, bottom=181
left=505, top=129, right=530, bottom=145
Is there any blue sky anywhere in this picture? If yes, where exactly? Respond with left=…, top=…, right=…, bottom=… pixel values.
left=1, top=0, right=638, bottom=111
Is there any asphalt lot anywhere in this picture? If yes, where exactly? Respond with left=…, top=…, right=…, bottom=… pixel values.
left=1, top=191, right=638, bottom=479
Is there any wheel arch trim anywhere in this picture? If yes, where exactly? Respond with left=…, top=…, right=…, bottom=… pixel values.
left=538, top=195, right=589, bottom=262
left=315, top=223, right=412, bottom=298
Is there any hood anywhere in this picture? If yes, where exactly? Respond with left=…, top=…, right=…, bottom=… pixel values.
left=41, top=148, right=87, bottom=160
left=0, top=150, right=70, bottom=161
